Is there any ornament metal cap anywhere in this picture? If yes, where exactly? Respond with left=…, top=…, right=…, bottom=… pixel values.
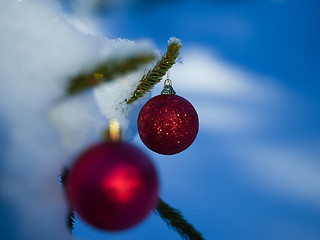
left=161, top=79, right=176, bottom=95
left=104, top=119, right=121, bottom=143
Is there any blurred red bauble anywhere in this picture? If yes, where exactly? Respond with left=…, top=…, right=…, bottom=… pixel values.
left=138, top=94, right=199, bottom=155
left=67, top=142, right=159, bottom=231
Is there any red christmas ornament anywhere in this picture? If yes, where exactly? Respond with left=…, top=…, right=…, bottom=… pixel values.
left=67, top=142, right=159, bottom=231
left=138, top=80, right=199, bottom=155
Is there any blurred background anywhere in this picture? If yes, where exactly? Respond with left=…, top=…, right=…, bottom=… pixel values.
left=5, top=0, right=320, bottom=239
left=57, top=0, right=320, bottom=239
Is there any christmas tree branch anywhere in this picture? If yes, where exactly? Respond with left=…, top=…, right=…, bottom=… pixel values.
left=155, top=198, right=204, bottom=240
left=67, top=54, right=155, bottom=95
left=126, top=40, right=181, bottom=104
left=67, top=210, right=76, bottom=232
left=60, top=168, right=75, bottom=232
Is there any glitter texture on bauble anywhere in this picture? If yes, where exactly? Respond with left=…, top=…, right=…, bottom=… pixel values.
left=138, top=94, right=199, bottom=155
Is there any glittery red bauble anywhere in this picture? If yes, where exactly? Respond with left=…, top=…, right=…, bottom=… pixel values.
left=67, top=142, right=159, bottom=231
left=138, top=94, right=199, bottom=155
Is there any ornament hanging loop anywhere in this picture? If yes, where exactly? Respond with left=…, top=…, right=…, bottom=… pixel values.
left=161, top=78, right=176, bottom=95
left=104, top=119, right=121, bottom=143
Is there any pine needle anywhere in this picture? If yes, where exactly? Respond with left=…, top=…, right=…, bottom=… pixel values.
left=67, top=210, right=76, bottom=232
left=126, top=40, right=181, bottom=104
left=155, top=198, right=205, bottom=240
left=67, top=54, right=155, bottom=95
left=60, top=168, right=76, bottom=232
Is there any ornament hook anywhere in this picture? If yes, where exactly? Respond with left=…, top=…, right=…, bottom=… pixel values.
left=161, top=78, right=176, bottom=95
left=104, top=119, right=121, bottom=143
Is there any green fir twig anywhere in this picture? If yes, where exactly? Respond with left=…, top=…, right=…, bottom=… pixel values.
left=126, top=40, right=181, bottom=104
left=67, top=54, right=155, bottom=95
left=155, top=198, right=204, bottom=240
left=60, top=168, right=76, bottom=232
left=67, top=210, right=76, bottom=232
left=59, top=168, right=69, bottom=187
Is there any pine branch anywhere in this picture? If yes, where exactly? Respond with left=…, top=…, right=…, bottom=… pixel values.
left=67, top=54, right=155, bottom=95
left=67, top=210, right=76, bottom=232
left=155, top=198, right=204, bottom=240
left=60, top=168, right=76, bottom=232
left=126, top=40, right=181, bottom=104
left=60, top=168, right=69, bottom=187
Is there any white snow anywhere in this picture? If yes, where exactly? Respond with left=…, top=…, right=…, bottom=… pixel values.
left=93, top=38, right=157, bottom=141
left=168, top=37, right=182, bottom=45
left=0, top=1, right=155, bottom=239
